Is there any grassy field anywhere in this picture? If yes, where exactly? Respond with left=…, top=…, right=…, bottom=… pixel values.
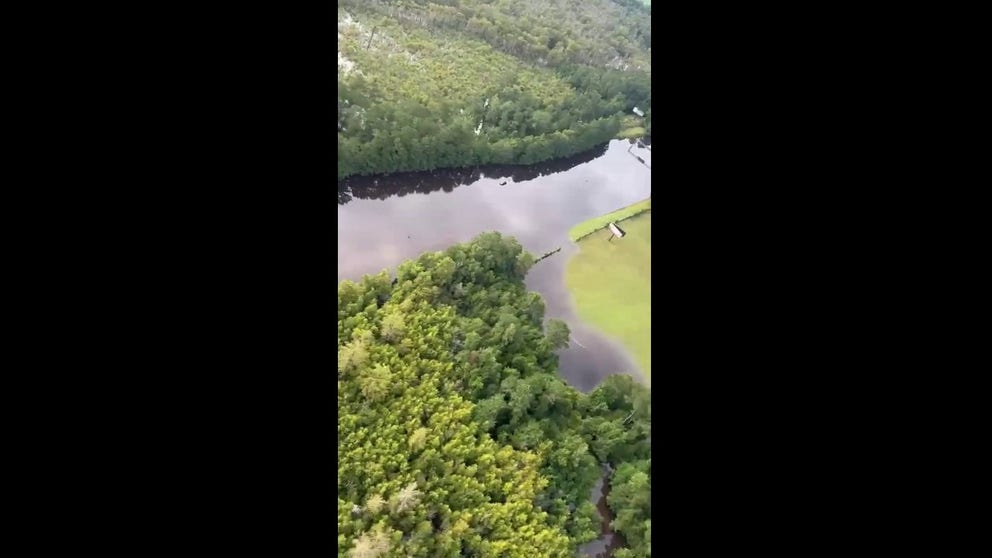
left=568, top=198, right=651, bottom=241
left=564, top=211, right=651, bottom=383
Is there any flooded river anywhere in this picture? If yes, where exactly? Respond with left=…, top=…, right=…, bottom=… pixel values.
left=337, top=139, right=651, bottom=391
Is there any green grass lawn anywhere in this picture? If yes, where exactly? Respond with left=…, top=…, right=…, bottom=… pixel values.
left=564, top=211, right=651, bottom=383
left=568, top=198, right=651, bottom=241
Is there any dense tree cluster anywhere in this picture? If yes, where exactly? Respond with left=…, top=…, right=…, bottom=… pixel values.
left=344, top=0, right=651, bottom=70
left=337, top=0, right=652, bottom=179
left=608, top=459, right=652, bottom=557
left=338, top=233, right=651, bottom=556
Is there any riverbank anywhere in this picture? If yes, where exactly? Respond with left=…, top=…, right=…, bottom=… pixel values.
left=338, top=142, right=612, bottom=198
left=564, top=210, right=652, bottom=383
left=568, top=198, right=651, bottom=242
left=579, top=464, right=627, bottom=556
left=339, top=140, right=651, bottom=392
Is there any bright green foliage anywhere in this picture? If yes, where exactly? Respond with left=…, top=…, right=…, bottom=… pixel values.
left=569, top=500, right=602, bottom=545
left=337, top=233, right=651, bottom=556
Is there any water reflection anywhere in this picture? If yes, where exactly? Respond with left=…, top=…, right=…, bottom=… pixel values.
left=338, top=143, right=610, bottom=205
left=525, top=243, right=645, bottom=393
left=337, top=139, right=651, bottom=391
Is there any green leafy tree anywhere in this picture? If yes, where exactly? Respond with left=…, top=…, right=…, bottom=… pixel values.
left=608, top=459, right=652, bottom=556
left=337, top=233, right=650, bottom=557
left=545, top=319, right=570, bottom=350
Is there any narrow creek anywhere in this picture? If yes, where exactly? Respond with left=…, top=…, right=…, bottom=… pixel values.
left=579, top=465, right=628, bottom=557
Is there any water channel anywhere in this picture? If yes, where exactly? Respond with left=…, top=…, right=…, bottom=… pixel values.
left=338, top=139, right=652, bottom=392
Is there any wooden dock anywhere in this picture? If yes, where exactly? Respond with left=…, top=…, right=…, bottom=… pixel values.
left=534, top=247, right=562, bottom=263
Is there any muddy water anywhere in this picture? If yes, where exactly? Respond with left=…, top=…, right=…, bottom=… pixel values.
left=338, top=139, right=651, bottom=391
left=579, top=465, right=628, bottom=557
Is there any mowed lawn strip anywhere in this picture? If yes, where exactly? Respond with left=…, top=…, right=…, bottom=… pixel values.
left=564, top=211, right=651, bottom=383
left=568, top=198, right=651, bottom=242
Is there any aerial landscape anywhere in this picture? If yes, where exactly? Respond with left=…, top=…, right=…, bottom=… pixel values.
left=338, top=1, right=652, bottom=556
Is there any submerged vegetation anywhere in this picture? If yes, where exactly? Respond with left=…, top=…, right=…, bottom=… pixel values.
left=565, top=210, right=652, bottom=382
left=337, top=0, right=652, bottom=179
left=337, top=2, right=653, bottom=555
left=338, top=233, right=651, bottom=557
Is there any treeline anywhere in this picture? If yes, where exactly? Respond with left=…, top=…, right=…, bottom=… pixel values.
left=338, top=233, right=651, bottom=556
left=338, top=142, right=609, bottom=205
left=338, top=112, right=620, bottom=179
left=337, top=56, right=650, bottom=178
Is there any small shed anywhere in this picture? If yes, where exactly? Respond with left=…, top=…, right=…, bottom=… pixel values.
left=609, top=222, right=626, bottom=238
left=632, top=107, right=645, bottom=117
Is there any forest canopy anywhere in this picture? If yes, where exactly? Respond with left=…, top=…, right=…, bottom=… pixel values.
left=338, top=233, right=652, bottom=557
left=337, top=0, right=652, bottom=179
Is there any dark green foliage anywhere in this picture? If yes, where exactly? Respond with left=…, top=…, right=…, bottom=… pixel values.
left=545, top=319, right=570, bottom=350
left=337, top=0, right=649, bottom=178
left=580, top=374, right=651, bottom=464
left=608, top=459, right=652, bottom=556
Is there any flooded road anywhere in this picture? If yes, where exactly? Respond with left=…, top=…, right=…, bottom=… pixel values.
left=338, top=139, right=652, bottom=391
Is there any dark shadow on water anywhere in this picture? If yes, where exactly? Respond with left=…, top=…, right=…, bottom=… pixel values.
left=526, top=243, right=645, bottom=393
left=338, top=143, right=610, bottom=205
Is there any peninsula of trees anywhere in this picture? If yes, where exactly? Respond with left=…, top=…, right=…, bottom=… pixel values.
left=338, top=233, right=651, bottom=557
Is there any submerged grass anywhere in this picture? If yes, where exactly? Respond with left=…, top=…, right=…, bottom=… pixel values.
left=568, top=198, right=651, bottom=242
left=564, top=211, right=651, bottom=383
